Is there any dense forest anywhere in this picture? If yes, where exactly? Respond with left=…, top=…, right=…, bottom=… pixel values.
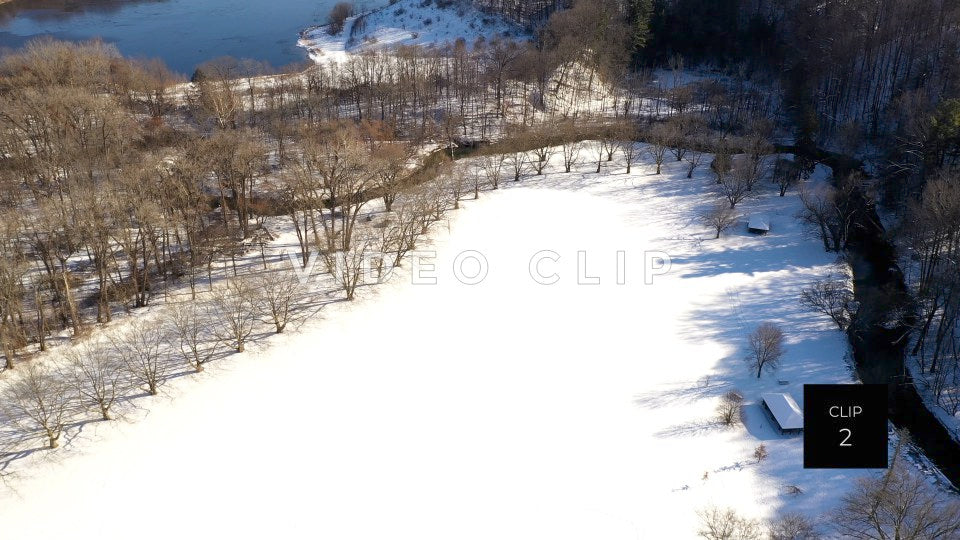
left=480, top=0, right=960, bottom=155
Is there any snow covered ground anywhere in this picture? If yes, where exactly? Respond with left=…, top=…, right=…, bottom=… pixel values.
left=0, top=148, right=930, bottom=538
left=299, top=0, right=523, bottom=63
left=907, top=354, right=960, bottom=444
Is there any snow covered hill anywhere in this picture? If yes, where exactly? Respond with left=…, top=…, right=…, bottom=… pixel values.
left=0, top=146, right=920, bottom=538
left=299, top=0, right=524, bottom=63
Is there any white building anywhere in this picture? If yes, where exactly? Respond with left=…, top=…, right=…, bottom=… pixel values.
left=761, top=392, right=803, bottom=435
left=748, top=215, right=770, bottom=234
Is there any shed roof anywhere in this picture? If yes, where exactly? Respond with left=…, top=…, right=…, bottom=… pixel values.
left=748, top=215, right=770, bottom=231
left=761, top=392, right=803, bottom=430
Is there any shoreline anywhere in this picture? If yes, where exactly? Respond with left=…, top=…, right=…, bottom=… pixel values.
left=297, top=0, right=523, bottom=63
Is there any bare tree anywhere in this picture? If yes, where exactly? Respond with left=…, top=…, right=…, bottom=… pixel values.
left=622, top=141, right=642, bottom=175
left=718, top=172, right=751, bottom=209
left=703, top=202, right=738, bottom=239
left=194, top=59, right=242, bottom=130
left=732, top=159, right=761, bottom=193
left=666, top=116, right=689, bottom=162
left=747, top=322, right=786, bottom=378
left=255, top=267, right=302, bottom=333
left=768, top=513, right=820, bottom=540
left=305, top=124, right=374, bottom=252
left=797, top=175, right=861, bottom=253
left=800, top=278, right=854, bottom=330
left=448, top=164, right=468, bottom=210
left=213, top=277, right=259, bottom=353
left=0, top=321, right=22, bottom=372
left=386, top=196, right=429, bottom=269
left=530, top=129, right=555, bottom=175
left=327, top=2, right=355, bottom=35
left=717, top=390, right=743, bottom=426
left=743, top=120, right=774, bottom=179
left=592, top=126, right=620, bottom=174
left=833, top=437, right=960, bottom=539
left=483, top=38, right=521, bottom=113
left=113, top=320, right=171, bottom=396
left=773, top=158, right=802, bottom=197
left=684, top=141, right=707, bottom=179
left=327, top=233, right=372, bottom=301
left=417, top=175, right=453, bottom=225
left=470, top=161, right=484, bottom=199
left=668, top=83, right=695, bottom=116
left=4, top=364, right=73, bottom=448
left=711, top=150, right=733, bottom=184
left=371, top=142, right=413, bottom=212
left=599, top=125, right=622, bottom=163
left=168, top=301, right=222, bottom=372
left=697, top=506, right=764, bottom=540
left=506, top=149, right=528, bottom=182
left=63, top=343, right=124, bottom=420
left=130, top=58, right=182, bottom=123
left=560, top=123, right=584, bottom=173
left=203, top=130, right=269, bottom=237
left=0, top=250, right=27, bottom=370
left=646, top=123, right=672, bottom=175
left=480, top=151, right=507, bottom=190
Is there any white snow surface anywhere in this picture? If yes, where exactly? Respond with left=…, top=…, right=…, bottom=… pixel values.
left=0, top=149, right=906, bottom=538
left=299, top=0, right=523, bottom=63
left=907, top=357, right=960, bottom=443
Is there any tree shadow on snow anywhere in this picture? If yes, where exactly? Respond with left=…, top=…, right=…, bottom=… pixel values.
left=655, top=419, right=726, bottom=438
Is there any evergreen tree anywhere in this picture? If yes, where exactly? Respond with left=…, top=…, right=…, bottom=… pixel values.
left=626, top=0, right=654, bottom=55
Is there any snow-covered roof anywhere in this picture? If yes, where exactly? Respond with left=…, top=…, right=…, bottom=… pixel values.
left=748, top=215, right=770, bottom=231
left=761, top=393, right=803, bottom=430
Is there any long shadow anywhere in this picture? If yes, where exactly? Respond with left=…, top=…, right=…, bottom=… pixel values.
left=668, top=239, right=825, bottom=280
left=633, top=379, right=731, bottom=410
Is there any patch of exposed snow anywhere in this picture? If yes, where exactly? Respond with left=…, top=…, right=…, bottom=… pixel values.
left=299, top=0, right=524, bottom=63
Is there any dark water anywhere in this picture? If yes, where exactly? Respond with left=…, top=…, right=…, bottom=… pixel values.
left=823, top=150, right=960, bottom=489
left=0, top=0, right=385, bottom=75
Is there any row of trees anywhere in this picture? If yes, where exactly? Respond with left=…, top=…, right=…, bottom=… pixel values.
left=903, top=173, right=960, bottom=416
left=0, top=24, right=793, bottom=470
left=0, top=146, right=466, bottom=452
left=180, top=2, right=776, bottom=146
left=0, top=38, right=495, bottom=372
left=1, top=267, right=302, bottom=450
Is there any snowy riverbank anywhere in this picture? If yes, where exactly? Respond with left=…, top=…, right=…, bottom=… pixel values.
left=298, top=0, right=524, bottom=63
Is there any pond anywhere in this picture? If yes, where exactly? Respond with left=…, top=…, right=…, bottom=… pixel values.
left=0, top=0, right=386, bottom=75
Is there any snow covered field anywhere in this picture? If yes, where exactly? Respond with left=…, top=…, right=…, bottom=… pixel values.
left=299, top=0, right=522, bottom=63
left=0, top=149, right=899, bottom=538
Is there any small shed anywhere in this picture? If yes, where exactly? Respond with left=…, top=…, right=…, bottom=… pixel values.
left=748, top=215, right=770, bottom=234
left=761, top=392, right=804, bottom=435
